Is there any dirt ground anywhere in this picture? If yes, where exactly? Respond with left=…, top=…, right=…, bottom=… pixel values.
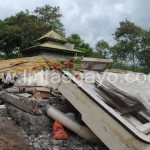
left=0, top=117, right=31, bottom=150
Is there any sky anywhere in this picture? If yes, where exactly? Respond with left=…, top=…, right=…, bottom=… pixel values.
left=0, top=0, right=150, bottom=47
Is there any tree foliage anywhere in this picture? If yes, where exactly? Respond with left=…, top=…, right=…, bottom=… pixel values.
left=95, top=40, right=110, bottom=58
left=67, top=34, right=83, bottom=47
left=110, top=20, right=150, bottom=73
left=3, top=11, right=50, bottom=48
left=112, top=20, right=144, bottom=70
left=67, top=34, right=93, bottom=56
left=34, top=5, right=65, bottom=36
left=0, top=5, right=65, bottom=58
left=138, top=30, right=150, bottom=73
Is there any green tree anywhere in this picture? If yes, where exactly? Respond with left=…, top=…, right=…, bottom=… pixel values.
left=67, top=34, right=83, bottom=47
left=91, top=51, right=104, bottom=58
left=67, top=34, right=93, bottom=56
left=76, top=45, right=93, bottom=57
left=0, top=5, right=65, bottom=58
left=95, top=40, right=110, bottom=58
left=3, top=11, right=50, bottom=49
left=139, top=30, right=150, bottom=73
left=113, top=20, right=144, bottom=70
left=34, top=5, right=65, bottom=36
left=0, top=20, right=17, bottom=56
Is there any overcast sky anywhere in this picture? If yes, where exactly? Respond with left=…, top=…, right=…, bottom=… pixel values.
left=0, top=0, right=150, bottom=47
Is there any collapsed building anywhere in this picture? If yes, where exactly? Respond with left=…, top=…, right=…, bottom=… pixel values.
left=0, top=56, right=150, bottom=150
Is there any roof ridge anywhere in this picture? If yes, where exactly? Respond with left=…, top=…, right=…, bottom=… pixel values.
left=37, top=30, right=67, bottom=42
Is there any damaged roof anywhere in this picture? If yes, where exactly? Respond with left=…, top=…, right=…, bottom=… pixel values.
left=0, top=56, right=57, bottom=79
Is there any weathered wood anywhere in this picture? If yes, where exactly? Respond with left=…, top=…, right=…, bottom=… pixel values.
left=49, top=72, right=150, bottom=150
left=137, top=122, right=150, bottom=134
left=123, top=115, right=143, bottom=127
left=139, top=111, right=150, bottom=122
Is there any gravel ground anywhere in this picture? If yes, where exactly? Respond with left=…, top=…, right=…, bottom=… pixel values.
left=0, top=116, right=109, bottom=150
left=0, top=117, right=34, bottom=150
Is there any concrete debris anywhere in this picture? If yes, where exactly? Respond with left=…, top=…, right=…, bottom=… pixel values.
left=0, top=92, right=37, bottom=113
left=16, top=93, right=32, bottom=98
left=2, top=97, right=108, bottom=150
left=2, top=58, right=149, bottom=150
left=5, top=87, right=35, bottom=94
left=33, top=87, right=51, bottom=99
left=0, top=104, right=7, bottom=117
left=6, top=104, right=52, bottom=135
left=2, top=72, right=20, bottom=84
left=51, top=71, right=150, bottom=150
left=14, top=70, right=50, bottom=87
left=0, top=78, right=108, bottom=150
left=0, top=98, right=3, bottom=104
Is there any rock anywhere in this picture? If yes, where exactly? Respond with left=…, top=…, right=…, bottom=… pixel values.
left=52, top=139, right=63, bottom=145
left=28, top=137, right=32, bottom=141
left=41, top=131, right=47, bottom=135
left=0, top=99, right=3, bottom=104
left=34, top=138, right=38, bottom=142
left=53, top=146, right=59, bottom=150
left=31, top=135, right=35, bottom=139
left=34, top=142, right=40, bottom=148
left=34, top=109, right=43, bottom=115
left=0, top=104, right=7, bottom=117
left=7, top=104, right=53, bottom=135
left=29, top=142, right=33, bottom=146
left=76, top=148, right=84, bottom=150
left=60, top=147, right=67, bottom=150
left=41, top=141, right=50, bottom=150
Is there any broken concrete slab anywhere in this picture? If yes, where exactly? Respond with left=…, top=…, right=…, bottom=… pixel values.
left=0, top=105, right=7, bottom=117
left=5, top=87, right=35, bottom=94
left=49, top=71, right=150, bottom=150
left=0, top=92, right=37, bottom=113
left=15, top=93, right=32, bottom=98
left=6, top=104, right=52, bottom=136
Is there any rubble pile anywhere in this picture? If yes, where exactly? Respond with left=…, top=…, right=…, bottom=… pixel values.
left=0, top=77, right=108, bottom=150
left=1, top=57, right=150, bottom=150
left=0, top=105, right=7, bottom=117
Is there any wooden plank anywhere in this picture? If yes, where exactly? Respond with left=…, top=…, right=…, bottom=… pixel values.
left=136, top=122, right=150, bottom=134
left=138, top=111, right=150, bottom=122
left=123, top=115, right=143, bottom=127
